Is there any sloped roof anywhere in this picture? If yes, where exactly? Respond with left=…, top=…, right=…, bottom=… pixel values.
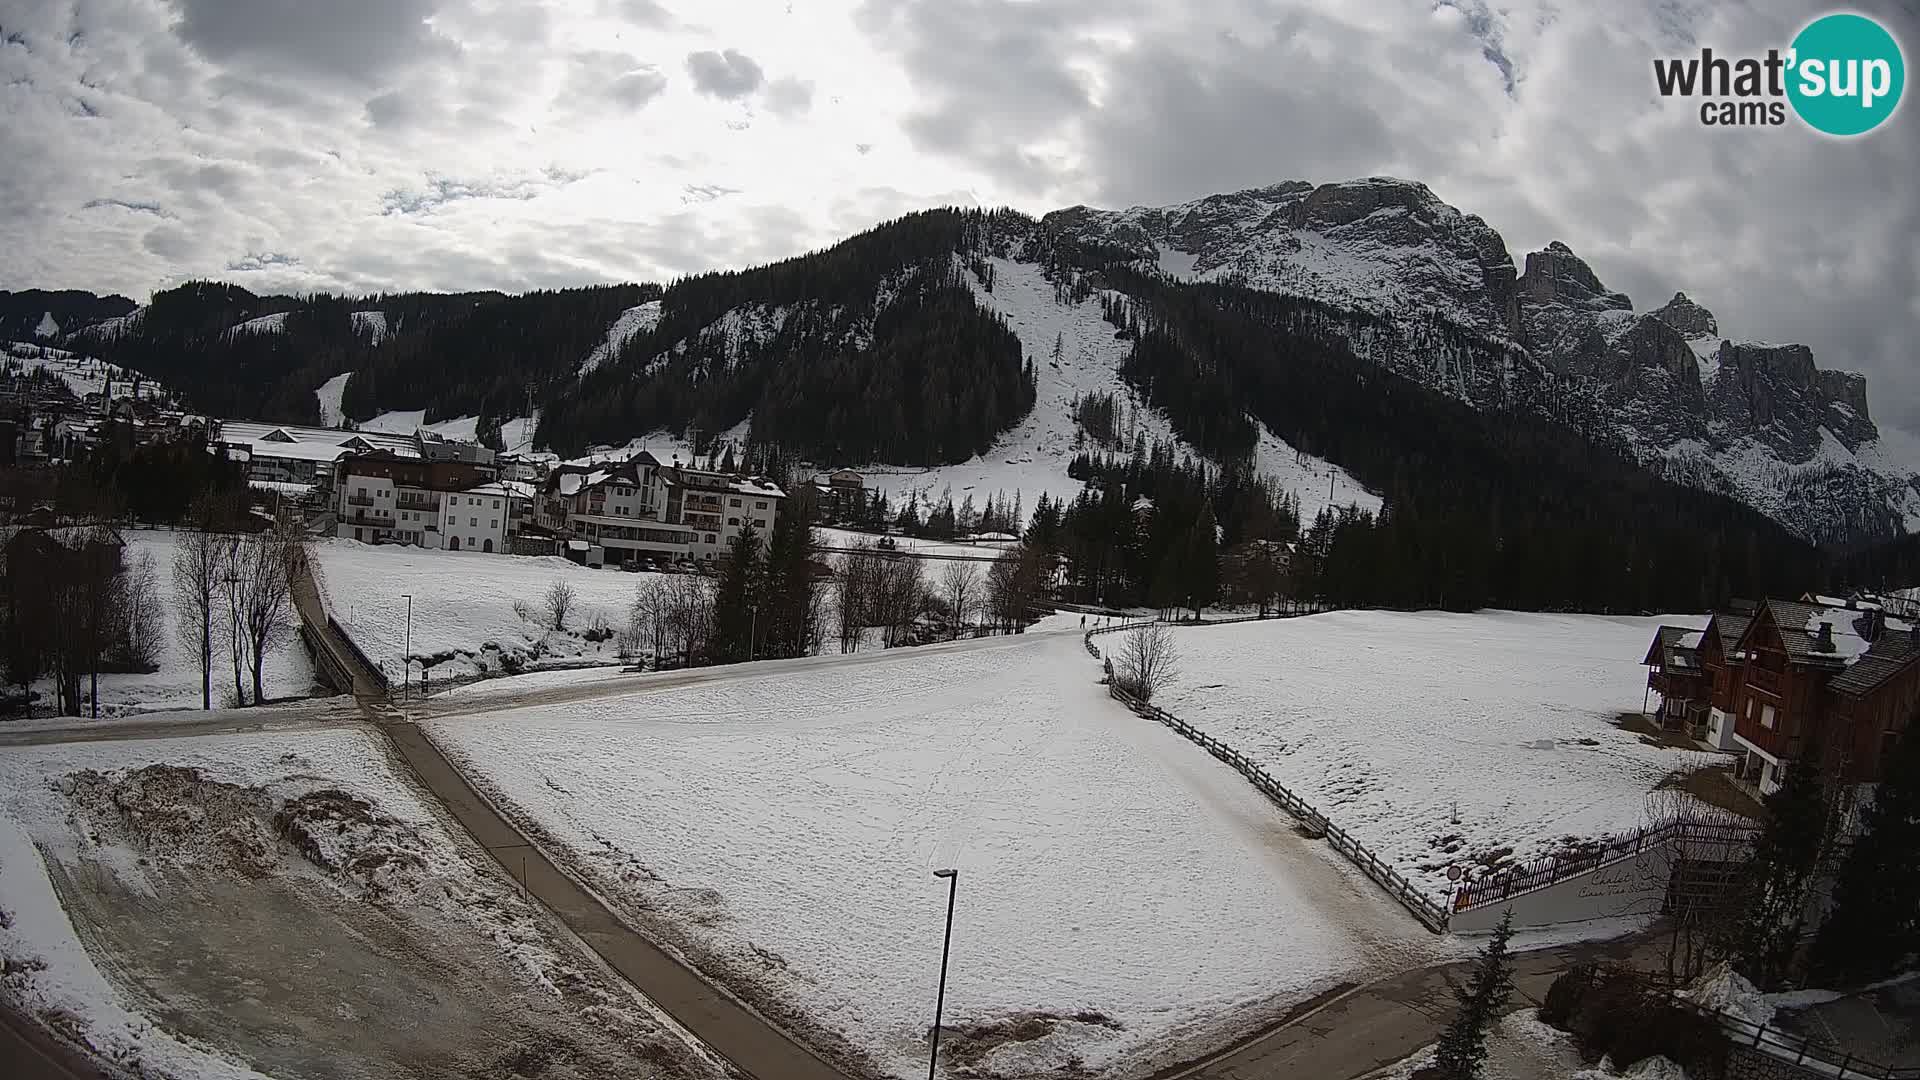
left=1828, top=629, right=1920, bottom=698
left=1710, top=613, right=1752, bottom=652
left=1644, top=624, right=1702, bottom=666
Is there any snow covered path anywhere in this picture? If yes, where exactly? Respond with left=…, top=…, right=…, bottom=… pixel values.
left=425, top=630, right=1443, bottom=1079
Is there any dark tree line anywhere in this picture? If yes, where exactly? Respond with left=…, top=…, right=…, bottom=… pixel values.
left=540, top=209, right=1038, bottom=461
left=1098, top=272, right=1823, bottom=612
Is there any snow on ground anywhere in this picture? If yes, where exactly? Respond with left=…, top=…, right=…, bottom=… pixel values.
left=1156, top=611, right=1720, bottom=902
left=0, top=728, right=722, bottom=1080
left=311, top=540, right=661, bottom=682
left=313, top=372, right=350, bottom=427
left=355, top=409, right=427, bottom=435
left=226, top=312, right=288, bottom=336
left=580, top=300, right=662, bottom=375
left=1366, top=1011, right=1655, bottom=1080
left=425, top=631, right=1443, bottom=1079
left=816, top=526, right=1020, bottom=560
left=72, top=308, right=144, bottom=342
left=349, top=309, right=388, bottom=345
left=500, top=411, right=540, bottom=453
left=25, top=531, right=319, bottom=717
left=860, top=256, right=1377, bottom=527
left=3, top=346, right=168, bottom=402
left=35, top=311, right=60, bottom=338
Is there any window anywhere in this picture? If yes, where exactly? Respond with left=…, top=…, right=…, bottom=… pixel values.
left=490, top=520, right=498, bottom=529
left=755, top=519, right=767, bottom=530
left=756, top=500, right=767, bottom=510
left=447, top=515, right=456, bottom=525
left=492, top=499, right=500, bottom=509
left=1761, top=705, right=1777, bottom=730
left=729, top=498, right=741, bottom=507
left=1746, top=698, right=1756, bottom=719
left=470, top=517, right=478, bottom=527
left=705, top=534, right=716, bottom=544
left=727, top=517, right=739, bottom=526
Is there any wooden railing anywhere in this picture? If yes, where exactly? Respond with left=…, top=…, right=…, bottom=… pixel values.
left=1086, top=619, right=1451, bottom=933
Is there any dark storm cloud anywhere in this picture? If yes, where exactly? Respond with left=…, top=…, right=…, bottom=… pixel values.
left=685, top=48, right=764, bottom=99
left=169, top=0, right=457, bottom=85
left=856, top=0, right=1920, bottom=438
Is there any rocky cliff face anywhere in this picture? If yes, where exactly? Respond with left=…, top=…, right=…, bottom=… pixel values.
left=1051, top=178, right=1920, bottom=545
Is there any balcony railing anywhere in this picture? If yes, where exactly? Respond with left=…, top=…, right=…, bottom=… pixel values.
left=342, top=512, right=392, bottom=528
left=346, top=494, right=375, bottom=507
left=1748, top=666, right=1784, bottom=695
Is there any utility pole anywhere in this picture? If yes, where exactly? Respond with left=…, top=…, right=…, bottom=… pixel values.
left=927, top=868, right=958, bottom=1080
left=401, top=593, right=413, bottom=701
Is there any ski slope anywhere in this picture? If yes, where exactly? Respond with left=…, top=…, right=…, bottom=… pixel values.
left=859, top=257, right=1379, bottom=522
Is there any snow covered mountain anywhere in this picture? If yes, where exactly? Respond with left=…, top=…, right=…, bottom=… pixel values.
left=1048, top=178, right=1919, bottom=544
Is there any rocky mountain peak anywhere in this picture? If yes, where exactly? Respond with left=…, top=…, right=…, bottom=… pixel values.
left=1518, top=242, right=1631, bottom=312
left=1650, top=292, right=1718, bottom=337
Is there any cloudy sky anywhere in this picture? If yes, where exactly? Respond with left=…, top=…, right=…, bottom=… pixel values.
left=2, top=0, right=1916, bottom=428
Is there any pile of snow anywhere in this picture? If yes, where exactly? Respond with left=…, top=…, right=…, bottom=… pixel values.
left=1678, top=962, right=1774, bottom=1027
left=1155, top=611, right=1719, bottom=901
left=425, top=632, right=1442, bottom=1078
left=311, top=540, right=666, bottom=683
left=0, top=729, right=715, bottom=1079
left=580, top=300, right=662, bottom=375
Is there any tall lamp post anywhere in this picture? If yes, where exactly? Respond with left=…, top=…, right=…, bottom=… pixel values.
left=927, top=868, right=958, bottom=1080
left=400, top=593, right=413, bottom=701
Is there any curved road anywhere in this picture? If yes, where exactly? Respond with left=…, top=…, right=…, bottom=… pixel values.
left=4, top=585, right=1658, bottom=1080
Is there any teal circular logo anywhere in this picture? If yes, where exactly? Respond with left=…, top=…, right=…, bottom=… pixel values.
left=1788, top=13, right=1905, bottom=136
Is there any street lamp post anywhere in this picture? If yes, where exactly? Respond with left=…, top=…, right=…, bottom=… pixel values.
left=401, top=593, right=413, bottom=701
left=928, top=868, right=958, bottom=1080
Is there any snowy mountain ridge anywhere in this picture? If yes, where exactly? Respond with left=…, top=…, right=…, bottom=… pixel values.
left=1049, top=177, right=1919, bottom=544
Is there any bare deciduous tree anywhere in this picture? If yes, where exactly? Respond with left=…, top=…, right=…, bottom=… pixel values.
left=836, top=542, right=883, bottom=653
left=986, top=544, right=1048, bottom=633
left=233, top=525, right=303, bottom=705
left=545, top=580, right=577, bottom=631
left=172, top=500, right=227, bottom=711
left=940, top=561, right=978, bottom=640
left=109, top=551, right=164, bottom=672
left=1114, top=622, right=1179, bottom=704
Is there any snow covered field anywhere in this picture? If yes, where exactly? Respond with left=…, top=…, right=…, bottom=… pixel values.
left=1156, top=611, right=1719, bottom=902
left=816, top=526, right=1019, bottom=560
left=425, top=631, right=1441, bottom=1078
left=26, top=531, right=319, bottom=717
left=0, top=729, right=718, bottom=1080
left=311, top=540, right=661, bottom=683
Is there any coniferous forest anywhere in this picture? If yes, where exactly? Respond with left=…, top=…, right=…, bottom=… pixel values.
left=14, top=206, right=1842, bottom=614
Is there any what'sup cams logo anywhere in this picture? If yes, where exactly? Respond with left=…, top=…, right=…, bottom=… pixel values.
left=1654, top=12, right=1905, bottom=135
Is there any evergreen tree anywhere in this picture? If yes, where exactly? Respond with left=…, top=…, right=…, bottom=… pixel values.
left=1430, top=910, right=1516, bottom=1079
left=710, top=526, right=763, bottom=663
left=1810, top=727, right=1920, bottom=984
left=1720, top=757, right=1831, bottom=989
left=759, top=503, right=822, bottom=660
left=1182, top=500, right=1220, bottom=619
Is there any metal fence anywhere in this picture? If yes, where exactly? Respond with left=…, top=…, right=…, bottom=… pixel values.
left=1674, top=998, right=1919, bottom=1079
left=1452, top=818, right=1759, bottom=912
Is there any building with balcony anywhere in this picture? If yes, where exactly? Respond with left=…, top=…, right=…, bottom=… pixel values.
left=538, top=451, right=784, bottom=567
left=332, top=449, right=502, bottom=549
left=1646, top=596, right=1919, bottom=798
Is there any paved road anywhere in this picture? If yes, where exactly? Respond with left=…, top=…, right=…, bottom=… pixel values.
left=0, top=1001, right=102, bottom=1080
left=1169, top=932, right=1658, bottom=1079
left=0, top=696, right=361, bottom=747
left=384, top=721, right=850, bottom=1080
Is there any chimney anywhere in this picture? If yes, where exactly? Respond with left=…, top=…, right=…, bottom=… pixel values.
left=1814, top=622, right=1836, bottom=652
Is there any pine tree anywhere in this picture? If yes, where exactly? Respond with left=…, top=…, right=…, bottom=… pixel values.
left=1719, top=757, right=1831, bottom=989
left=1430, top=910, right=1516, bottom=1079
left=1810, top=727, right=1920, bottom=985
left=760, top=505, right=821, bottom=659
left=1183, top=500, right=1220, bottom=619
left=710, top=526, right=762, bottom=663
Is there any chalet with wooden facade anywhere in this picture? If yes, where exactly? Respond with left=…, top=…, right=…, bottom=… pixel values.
left=1645, top=595, right=1919, bottom=798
